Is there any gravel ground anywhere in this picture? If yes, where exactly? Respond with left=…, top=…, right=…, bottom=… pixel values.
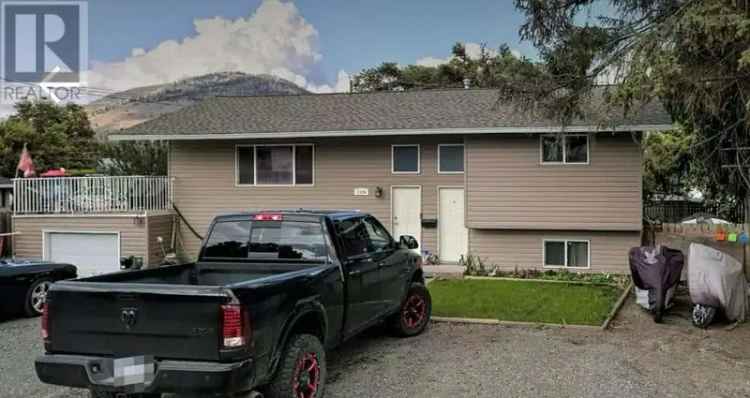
left=2, top=292, right=750, bottom=398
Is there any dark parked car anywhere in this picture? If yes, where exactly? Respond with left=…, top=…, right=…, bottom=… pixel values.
left=0, top=259, right=77, bottom=317
left=36, top=210, right=430, bottom=398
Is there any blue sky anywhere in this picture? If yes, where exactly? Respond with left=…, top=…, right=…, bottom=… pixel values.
left=81, top=0, right=536, bottom=92
left=87, top=0, right=535, bottom=88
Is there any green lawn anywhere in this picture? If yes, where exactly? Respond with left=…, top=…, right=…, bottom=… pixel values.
left=429, top=279, right=621, bottom=326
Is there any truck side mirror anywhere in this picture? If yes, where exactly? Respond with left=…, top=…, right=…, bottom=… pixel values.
left=399, top=235, right=419, bottom=250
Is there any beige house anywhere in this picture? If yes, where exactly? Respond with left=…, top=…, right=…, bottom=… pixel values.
left=14, top=88, right=672, bottom=274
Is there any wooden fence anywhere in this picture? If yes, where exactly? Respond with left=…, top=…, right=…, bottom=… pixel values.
left=644, top=201, right=745, bottom=223
left=647, top=223, right=749, bottom=276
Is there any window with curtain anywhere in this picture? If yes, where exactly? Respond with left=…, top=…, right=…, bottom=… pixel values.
left=256, top=146, right=293, bottom=184
left=236, top=145, right=314, bottom=186
left=541, top=135, right=589, bottom=164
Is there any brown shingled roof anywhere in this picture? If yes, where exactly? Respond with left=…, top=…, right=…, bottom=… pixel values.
left=111, top=88, right=673, bottom=140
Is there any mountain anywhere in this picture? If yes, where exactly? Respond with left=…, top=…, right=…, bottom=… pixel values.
left=86, top=72, right=309, bottom=133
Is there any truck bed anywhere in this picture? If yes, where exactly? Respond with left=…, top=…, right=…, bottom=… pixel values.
left=81, top=262, right=313, bottom=286
left=46, top=262, right=319, bottom=361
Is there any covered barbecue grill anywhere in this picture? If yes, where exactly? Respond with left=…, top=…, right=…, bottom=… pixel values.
left=629, top=245, right=685, bottom=322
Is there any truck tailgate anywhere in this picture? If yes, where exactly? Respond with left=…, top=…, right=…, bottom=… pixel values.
left=46, top=281, right=231, bottom=361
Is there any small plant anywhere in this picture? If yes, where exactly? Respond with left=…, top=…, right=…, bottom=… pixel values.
left=461, top=254, right=494, bottom=276
left=424, top=252, right=440, bottom=265
left=467, top=265, right=628, bottom=286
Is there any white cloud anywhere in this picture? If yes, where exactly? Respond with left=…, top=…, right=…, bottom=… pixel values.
left=416, top=42, right=522, bottom=67
left=307, top=70, right=351, bottom=93
left=415, top=56, right=446, bottom=68
left=464, top=42, right=498, bottom=59
left=87, top=0, right=346, bottom=93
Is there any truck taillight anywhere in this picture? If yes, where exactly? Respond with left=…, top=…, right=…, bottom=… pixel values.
left=221, top=304, right=249, bottom=348
left=254, top=213, right=282, bottom=221
left=41, top=303, right=49, bottom=340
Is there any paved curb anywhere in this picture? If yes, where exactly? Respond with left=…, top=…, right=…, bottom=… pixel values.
left=432, top=316, right=499, bottom=325
left=600, top=280, right=633, bottom=330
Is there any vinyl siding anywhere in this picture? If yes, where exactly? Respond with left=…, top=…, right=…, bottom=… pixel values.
left=466, top=133, right=642, bottom=231
left=145, top=213, right=175, bottom=267
left=469, top=229, right=640, bottom=273
left=170, top=136, right=464, bottom=259
left=13, top=215, right=147, bottom=260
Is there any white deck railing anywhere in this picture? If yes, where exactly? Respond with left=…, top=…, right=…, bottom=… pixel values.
left=14, top=176, right=171, bottom=215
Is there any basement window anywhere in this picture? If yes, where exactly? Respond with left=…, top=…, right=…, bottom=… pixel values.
left=543, top=239, right=590, bottom=268
left=541, top=135, right=589, bottom=164
left=236, top=144, right=314, bottom=186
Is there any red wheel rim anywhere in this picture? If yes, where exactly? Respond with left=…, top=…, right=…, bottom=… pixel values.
left=402, top=293, right=427, bottom=329
left=292, top=352, right=320, bottom=398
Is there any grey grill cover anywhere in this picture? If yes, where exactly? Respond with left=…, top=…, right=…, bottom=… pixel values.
left=688, top=243, right=747, bottom=322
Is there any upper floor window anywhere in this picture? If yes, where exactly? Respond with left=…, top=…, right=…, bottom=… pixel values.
left=438, top=144, right=464, bottom=174
left=541, top=135, right=589, bottom=164
left=236, top=144, right=314, bottom=186
left=392, top=145, right=420, bottom=174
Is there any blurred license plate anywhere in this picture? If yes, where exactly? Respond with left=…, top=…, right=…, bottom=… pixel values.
left=113, top=356, right=155, bottom=386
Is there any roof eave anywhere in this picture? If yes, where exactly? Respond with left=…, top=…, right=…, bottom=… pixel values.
left=109, top=123, right=674, bottom=142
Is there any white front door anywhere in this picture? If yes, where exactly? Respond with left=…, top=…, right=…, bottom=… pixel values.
left=391, top=186, right=421, bottom=250
left=45, top=232, right=120, bottom=276
left=439, top=188, right=468, bottom=263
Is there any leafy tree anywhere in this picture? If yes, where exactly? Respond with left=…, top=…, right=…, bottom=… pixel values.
left=511, top=0, right=750, bottom=209
left=0, top=101, right=99, bottom=177
left=642, top=129, right=693, bottom=200
left=352, top=42, right=544, bottom=92
left=98, top=141, right=168, bottom=176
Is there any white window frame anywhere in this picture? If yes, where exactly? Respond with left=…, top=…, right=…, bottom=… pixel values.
left=542, top=239, right=591, bottom=269
left=235, top=144, right=315, bottom=187
left=391, top=144, right=421, bottom=175
left=540, top=134, right=590, bottom=165
left=437, top=144, right=465, bottom=174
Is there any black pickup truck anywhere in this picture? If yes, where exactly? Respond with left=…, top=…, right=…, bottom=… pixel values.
left=36, top=210, right=430, bottom=398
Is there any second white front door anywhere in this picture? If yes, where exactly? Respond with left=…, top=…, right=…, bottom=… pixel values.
left=439, top=187, right=468, bottom=263
left=391, top=186, right=421, bottom=249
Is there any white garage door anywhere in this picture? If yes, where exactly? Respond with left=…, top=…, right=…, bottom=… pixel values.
left=45, top=232, right=120, bottom=276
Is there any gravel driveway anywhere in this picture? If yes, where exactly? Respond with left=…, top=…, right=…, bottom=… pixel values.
left=2, top=298, right=749, bottom=398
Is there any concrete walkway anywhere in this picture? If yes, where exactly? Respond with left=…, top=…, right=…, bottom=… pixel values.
left=423, top=264, right=465, bottom=278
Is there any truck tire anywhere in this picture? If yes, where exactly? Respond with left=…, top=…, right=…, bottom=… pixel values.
left=24, top=277, right=51, bottom=317
left=265, top=334, right=326, bottom=398
left=89, top=390, right=160, bottom=398
left=390, top=282, right=431, bottom=337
